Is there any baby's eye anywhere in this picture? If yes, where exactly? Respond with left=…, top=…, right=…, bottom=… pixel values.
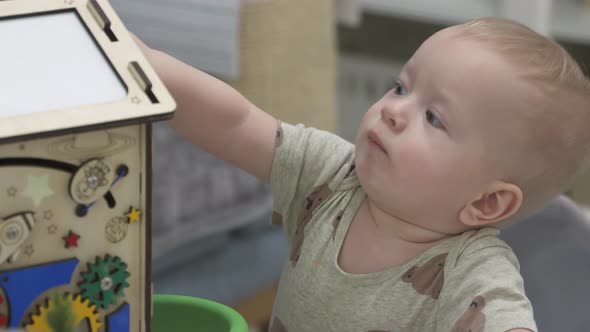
left=391, top=81, right=407, bottom=96
left=426, top=110, right=445, bottom=130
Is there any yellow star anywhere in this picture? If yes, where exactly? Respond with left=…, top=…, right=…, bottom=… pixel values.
left=126, top=206, right=142, bottom=224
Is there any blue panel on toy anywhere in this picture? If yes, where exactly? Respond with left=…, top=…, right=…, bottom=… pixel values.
left=0, top=258, right=79, bottom=327
left=107, top=302, right=130, bottom=332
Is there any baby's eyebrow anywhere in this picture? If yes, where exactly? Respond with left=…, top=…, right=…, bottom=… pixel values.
left=403, top=58, right=416, bottom=76
left=398, top=65, right=414, bottom=86
left=437, top=86, right=456, bottom=109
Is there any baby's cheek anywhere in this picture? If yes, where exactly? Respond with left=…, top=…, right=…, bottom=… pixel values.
left=398, top=148, right=462, bottom=201
left=396, top=144, right=439, bottom=182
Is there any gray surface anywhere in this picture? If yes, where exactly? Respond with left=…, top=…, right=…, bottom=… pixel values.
left=501, top=196, right=590, bottom=332
left=150, top=122, right=277, bottom=303
left=151, top=123, right=272, bottom=262
left=110, top=0, right=240, bottom=79
left=153, top=222, right=288, bottom=305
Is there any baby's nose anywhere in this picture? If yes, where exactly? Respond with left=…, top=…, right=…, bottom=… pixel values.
left=380, top=105, right=407, bottom=131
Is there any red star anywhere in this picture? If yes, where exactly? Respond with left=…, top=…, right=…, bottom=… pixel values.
left=63, top=230, right=80, bottom=249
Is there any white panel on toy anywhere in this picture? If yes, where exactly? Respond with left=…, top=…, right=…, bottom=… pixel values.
left=0, top=0, right=175, bottom=142
left=0, top=1, right=176, bottom=332
left=0, top=11, right=127, bottom=117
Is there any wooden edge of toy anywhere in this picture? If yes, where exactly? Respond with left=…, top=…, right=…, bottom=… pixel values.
left=0, top=0, right=176, bottom=142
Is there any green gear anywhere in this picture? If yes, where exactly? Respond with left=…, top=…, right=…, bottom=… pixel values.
left=79, top=255, right=130, bottom=309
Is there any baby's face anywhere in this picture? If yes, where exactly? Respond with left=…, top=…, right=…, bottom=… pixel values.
left=354, top=27, right=533, bottom=234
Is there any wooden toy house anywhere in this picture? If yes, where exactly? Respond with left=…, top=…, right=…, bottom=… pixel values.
left=0, top=0, right=175, bottom=331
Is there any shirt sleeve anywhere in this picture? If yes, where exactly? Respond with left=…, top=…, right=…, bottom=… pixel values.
left=436, top=237, right=537, bottom=332
left=269, top=121, right=355, bottom=245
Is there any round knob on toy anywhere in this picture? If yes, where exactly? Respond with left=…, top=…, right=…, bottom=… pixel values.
left=69, top=159, right=116, bottom=205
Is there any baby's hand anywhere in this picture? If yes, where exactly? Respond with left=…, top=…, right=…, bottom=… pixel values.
left=129, top=32, right=151, bottom=56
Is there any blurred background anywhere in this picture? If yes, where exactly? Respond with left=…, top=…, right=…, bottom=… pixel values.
left=110, top=0, right=590, bottom=331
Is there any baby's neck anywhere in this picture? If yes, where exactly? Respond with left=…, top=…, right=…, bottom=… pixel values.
left=339, top=198, right=452, bottom=273
left=365, top=198, right=451, bottom=245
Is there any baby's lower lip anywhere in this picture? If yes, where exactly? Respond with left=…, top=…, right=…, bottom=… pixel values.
left=369, top=138, right=387, bottom=154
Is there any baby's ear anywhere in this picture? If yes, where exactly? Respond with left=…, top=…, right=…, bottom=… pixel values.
left=459, top=181, right=523, bottom=228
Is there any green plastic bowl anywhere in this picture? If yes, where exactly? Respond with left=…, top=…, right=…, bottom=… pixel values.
left=152, top=294, right=248, bottom=332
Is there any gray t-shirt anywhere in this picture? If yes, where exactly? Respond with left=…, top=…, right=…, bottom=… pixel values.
left=269, top=121, right=537, bottom=332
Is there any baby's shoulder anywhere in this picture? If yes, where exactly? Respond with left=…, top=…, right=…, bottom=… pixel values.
left=447, top=228, right=518, bottom=269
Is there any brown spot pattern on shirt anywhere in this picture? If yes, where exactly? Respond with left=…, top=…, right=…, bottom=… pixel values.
left=290, top=184, right=332, bottom=267
left=331, top=209, right=344, bottom=241
left=272, top=211, right=283, bottom=225
left=450, top=296, right=486, bottom=332
left=275, top=122, right=284, bottom=147
left=346, top=162, right=356, bottom=177
left=402, top=253, right=447, bottom=299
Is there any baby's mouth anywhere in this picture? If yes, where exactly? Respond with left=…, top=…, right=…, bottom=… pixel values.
left=368, top=130, right=388, bottom=155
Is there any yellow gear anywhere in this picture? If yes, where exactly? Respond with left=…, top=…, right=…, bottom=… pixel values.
left=25, top=293, right=102, bottom=332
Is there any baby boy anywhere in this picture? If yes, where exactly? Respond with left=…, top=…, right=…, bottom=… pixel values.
left=133, top=17, right=590, bottom=331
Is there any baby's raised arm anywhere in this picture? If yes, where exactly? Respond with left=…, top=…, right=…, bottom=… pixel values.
left=133, top=34, right=277, bottom=183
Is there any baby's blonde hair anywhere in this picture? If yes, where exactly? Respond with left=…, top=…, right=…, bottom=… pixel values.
left=459, top=17, right=590, bottom=221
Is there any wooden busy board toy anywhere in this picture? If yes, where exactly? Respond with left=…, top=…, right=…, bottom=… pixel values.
left=0, top=1, right=175, bottom=331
